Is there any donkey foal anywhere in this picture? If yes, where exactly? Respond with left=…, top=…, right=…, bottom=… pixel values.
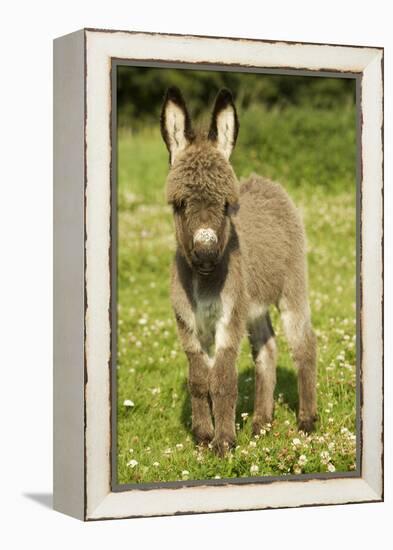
left=161, top=87, right=317, bottom=456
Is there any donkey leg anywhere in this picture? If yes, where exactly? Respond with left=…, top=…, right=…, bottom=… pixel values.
left=280, top=298, right=317, bottom=433
left=176, top=316, right=214, bottom=444
left=209, top=347, right=238, bottom=456
left=248, top=313, right=277, bottom=436
left=186, top=351, right=214, bottom=444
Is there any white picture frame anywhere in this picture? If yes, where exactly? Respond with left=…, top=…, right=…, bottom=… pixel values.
left=53, top=28, right=383, bottom=521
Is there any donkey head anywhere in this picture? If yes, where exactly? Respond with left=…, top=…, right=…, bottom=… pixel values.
left=161, top=87, right=240, bottom=275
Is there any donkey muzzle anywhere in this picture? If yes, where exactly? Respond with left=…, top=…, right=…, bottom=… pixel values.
left=192, top=228, right=219, bottom=274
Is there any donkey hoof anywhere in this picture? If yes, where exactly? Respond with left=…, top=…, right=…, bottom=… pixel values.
left=298, top=416, right=317, bottom=434
left=252, top=415, right=273, bottom=436
left=212, top=436, right=235, bottom=457
left=193, top=424, right=214, bottom=445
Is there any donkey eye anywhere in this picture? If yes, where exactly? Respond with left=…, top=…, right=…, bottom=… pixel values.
left=173, top=200, right=185, bottom=213
left=225, top=202, right=239, bottom=216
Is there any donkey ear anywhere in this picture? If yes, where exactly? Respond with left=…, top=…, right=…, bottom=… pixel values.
left=208, top=89, right=239, bottom=160
left=160, top=87, right=194, bottom=165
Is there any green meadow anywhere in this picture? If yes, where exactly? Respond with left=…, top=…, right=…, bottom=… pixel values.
left=116, top=103, right=357, bottom=484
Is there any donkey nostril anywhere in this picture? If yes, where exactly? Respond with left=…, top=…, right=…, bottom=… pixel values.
left=193, top=247, right=218, bottom=264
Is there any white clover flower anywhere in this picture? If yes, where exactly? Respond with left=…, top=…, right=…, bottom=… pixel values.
left=138, top=317, right=147, bottom=325
left=293, top=465, right=302, bottom=475
left=292, top=438, right=301, bottom=447
left=163, top=447, right=172, bottom=455
left=181, top=470, right=190, bottom=479
left=340, top=427, right=349, bottom=435
left=123, top=399, right=135, bottom=407
left=327, top=463, right=336, bottom=473
left=298, top=454, right=308, bottom=466
left=328, top=442, right=335, bottom=451
left=152, top=461, right=160, bottom=467
left=249, top=441, right=257, bottom=448
left=129, top=448, right=134, bottom=454
left=250, top=464, right=259, bottom=475
left=214, top=475, right=221, bottom=479
left=135, top=340, right=142, bottom=348
left=320, top=451, right=330, bottom=464
left=284, top=420, right=290, bottom=426
left=259, top=428, right=266, bottom=436
left=176, top=443, right=184, bottom=450
left=241, top=412, right=249, bottom=420
left=151, top=387, right=161, bottom=395
left=127, top=459, right=138, bottom=468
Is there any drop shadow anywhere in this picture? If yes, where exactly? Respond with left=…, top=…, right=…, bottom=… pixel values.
left=180, top=378, right=192, bottom=432
left=235, top=365, right=298, bottom=419
left=23, top=492, right=53, bottom=509
left=276, top=365, right=298, bottom=412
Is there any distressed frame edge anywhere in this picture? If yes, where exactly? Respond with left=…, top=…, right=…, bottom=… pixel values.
left=86, top=478, right=381, bottom=521
left=82, top=29, right=383, bottom=521
left=358, top=48, right=384, bottom=499
left=84, top=26, right=385, bottom=52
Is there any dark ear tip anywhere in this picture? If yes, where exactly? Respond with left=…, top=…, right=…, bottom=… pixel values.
left=216, top=88, right=235, bottom=105
left=165, top=86, right=184, bottom=105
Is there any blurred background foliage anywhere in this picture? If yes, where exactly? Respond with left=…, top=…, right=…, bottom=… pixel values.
left=117, top=66, right=356, bottom=195
left=117, top=65, right=356, bottom=129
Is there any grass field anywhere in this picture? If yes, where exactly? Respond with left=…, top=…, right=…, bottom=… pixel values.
left=116, top=104, right=357, bottom=484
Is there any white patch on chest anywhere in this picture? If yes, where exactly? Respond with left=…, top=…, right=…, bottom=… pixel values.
left=193, top=292, right=233, bottom=361
left=195, top=297, right=222, bottom=354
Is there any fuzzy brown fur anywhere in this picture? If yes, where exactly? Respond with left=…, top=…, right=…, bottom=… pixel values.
left=161, top=87, right=317, bottom=456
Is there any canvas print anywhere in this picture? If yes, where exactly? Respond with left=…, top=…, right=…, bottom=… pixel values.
left=115, top=66, right=357, bottom=485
